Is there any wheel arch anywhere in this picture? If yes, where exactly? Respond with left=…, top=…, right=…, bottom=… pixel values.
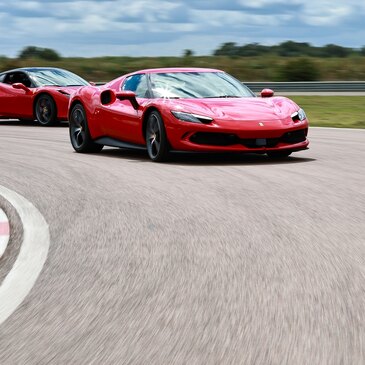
left=68, top=98, right=85, bottom=121
left=142, top=106, right=161, bottom=142
left=68, top=98, right=101, bottom=139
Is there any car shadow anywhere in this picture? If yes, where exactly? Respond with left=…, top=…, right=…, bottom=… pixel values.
left=0, top=119, right=68, bottom=127
left=0, top=120, right=315, bottom=166
left=99, top=148, right=316, bottom=166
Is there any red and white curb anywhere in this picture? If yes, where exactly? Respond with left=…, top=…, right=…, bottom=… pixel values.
left=0, top=208, right=10, bottom=258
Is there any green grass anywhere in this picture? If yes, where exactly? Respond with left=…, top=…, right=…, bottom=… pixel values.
left=2, top=55, right=365, bottom=82
left=289, top=96, right=365, bottom=128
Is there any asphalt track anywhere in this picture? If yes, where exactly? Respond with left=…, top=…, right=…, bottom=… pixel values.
left=0, top=121, right=364, bottom=364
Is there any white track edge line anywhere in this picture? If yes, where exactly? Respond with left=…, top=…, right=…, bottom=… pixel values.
left=0, top=185, right=50, bottom=325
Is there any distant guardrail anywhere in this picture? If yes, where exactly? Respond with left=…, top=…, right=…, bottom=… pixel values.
left=244, top=81, right=365, bottom=93
left=95, top=81, right=365, bottom=93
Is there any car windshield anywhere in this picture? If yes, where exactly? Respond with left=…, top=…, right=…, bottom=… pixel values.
left=149, top=71, right=255, bottom=99
left=29, top=69, right=89, bottom=87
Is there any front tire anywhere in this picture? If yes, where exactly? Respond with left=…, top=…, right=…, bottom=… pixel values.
left=35, top=94, right=58, bottom=126
left=146, top=111, right=169, bottom=162
left=69, top=104, right=103, bottom=153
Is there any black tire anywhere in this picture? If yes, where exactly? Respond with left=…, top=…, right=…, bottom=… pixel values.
left=267, top=150, right=292, bottom=159
left=69, top=104, right=103, bottom=153
left=145, top=111, right=169, bottom=162
left=35, top=94, right=58, bottom=126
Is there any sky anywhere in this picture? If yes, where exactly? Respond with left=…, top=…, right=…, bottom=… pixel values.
left=0, top=0, right=364, bottom=58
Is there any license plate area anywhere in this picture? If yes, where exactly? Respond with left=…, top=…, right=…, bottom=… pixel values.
left=256, top=138, right=267, bottom=147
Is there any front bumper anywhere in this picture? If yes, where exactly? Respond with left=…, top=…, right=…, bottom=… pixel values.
left=165, top=117, right=309, bottom=152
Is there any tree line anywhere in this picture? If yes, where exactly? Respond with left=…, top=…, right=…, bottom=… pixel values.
left=17, top=41, right=365, bottom=62
left=2, top=43, right=364, bottom=82
left=213, top=41, right=365, bottom=58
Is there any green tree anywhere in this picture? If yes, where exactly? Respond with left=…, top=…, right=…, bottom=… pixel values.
left=322, top=44, right=350, bottom=57
left=214, top=42, right=239, bottom=56
left=183, top=49, right=194, bottom=57
left=238, top=43, right=270, bottom=57
left=275, top=41, right=313, bottom=57
left=18, top=46, right=61, bottom=61
left=41, top=48, right=61, bottom=61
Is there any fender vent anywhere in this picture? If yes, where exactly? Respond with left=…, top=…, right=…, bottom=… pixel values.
left=100, top=90, right=114, bottom=105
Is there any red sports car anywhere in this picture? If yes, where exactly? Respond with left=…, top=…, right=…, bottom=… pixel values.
left=0, top=67, right=89, bottom=126
left=68, top=67, right=309, bottom=161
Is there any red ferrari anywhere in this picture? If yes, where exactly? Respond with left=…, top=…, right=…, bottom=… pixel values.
left=68, top=68, right=309, bottom=161
left=0, top=67, right=89, bottom=126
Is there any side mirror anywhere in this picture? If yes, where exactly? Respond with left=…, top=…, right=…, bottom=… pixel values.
left=260, top=88, right=274, bottom=98
left=115, top=91, right=139, bottom=110
left=12, top=83, right=32, bottom=94
left=89, top=81, right=96, bottom=86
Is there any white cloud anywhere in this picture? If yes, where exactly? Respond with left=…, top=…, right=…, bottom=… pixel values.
left=0, top=0, right=364, bottom=58
left=237, top=0, right=301, bottom=9
left=300, top=2, right=352, bottom=26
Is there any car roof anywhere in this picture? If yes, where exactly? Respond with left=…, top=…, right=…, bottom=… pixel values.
left=0, top=67, right=67, bottom=74
left=105, top=67, right=226, bottom=87
left=131, top=67, right=223, bottom=74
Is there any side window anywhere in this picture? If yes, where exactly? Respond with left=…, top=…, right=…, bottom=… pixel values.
left=3, top=73, right=12, bottom=84
left=0, top=74, right=4, bottom=83
left=3, top=72, right=32, bottom=87
left=121, top=74, right=149, bottom=98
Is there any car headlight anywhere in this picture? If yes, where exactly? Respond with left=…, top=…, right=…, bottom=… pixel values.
left=291, top=108, right=307, bottom=122
left=171, top=111, right=213, bottom=124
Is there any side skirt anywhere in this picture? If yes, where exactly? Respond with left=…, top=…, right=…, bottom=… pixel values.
left=94, top=137, right=146, bottom=151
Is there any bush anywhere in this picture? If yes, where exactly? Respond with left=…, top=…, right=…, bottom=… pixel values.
left=279, top=58, right=320, bottom=81
left=322, top=44, right=351, bottom=58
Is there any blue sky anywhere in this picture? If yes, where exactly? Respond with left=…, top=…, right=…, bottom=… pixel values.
left=0, top=0, right=364, bottom=57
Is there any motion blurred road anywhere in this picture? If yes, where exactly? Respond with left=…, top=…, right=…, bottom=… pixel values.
left=0, top=121, right=364, bottom=364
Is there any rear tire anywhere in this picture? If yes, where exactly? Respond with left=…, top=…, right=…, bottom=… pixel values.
left=267, top=150, right=292, bottom=159
left=69, top=104, right=103, bottom=153
left=146, top=111, right=169, bottom=162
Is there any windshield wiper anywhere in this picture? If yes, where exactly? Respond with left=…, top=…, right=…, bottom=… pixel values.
left=66, top=84, right=84, bottom=87
left=205, top=95, right=241, bottom=98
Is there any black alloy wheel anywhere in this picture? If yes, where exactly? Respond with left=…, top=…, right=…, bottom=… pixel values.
left=146, top=111, right=169, bottom=162
left=35, top=94, right=58, bottom=126
left=69, top=104, right=103, bottom=153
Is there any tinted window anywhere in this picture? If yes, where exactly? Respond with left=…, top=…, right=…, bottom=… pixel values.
left=122, top=74, right=149, bottom=98
left=3, top=72, right=32, bottom=87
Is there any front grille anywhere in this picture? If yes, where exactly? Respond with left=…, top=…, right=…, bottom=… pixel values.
left=189, top=128, right=307, bottom=148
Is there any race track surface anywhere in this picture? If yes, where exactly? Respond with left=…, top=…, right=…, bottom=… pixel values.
left=0, top=122, right=364, bottom=364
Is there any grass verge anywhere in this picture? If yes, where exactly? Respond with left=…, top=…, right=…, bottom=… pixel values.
left=289, top=96, right=365, bottom=129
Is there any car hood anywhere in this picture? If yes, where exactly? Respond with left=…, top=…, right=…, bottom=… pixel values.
left=166, top=96, right=299, bottom=121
